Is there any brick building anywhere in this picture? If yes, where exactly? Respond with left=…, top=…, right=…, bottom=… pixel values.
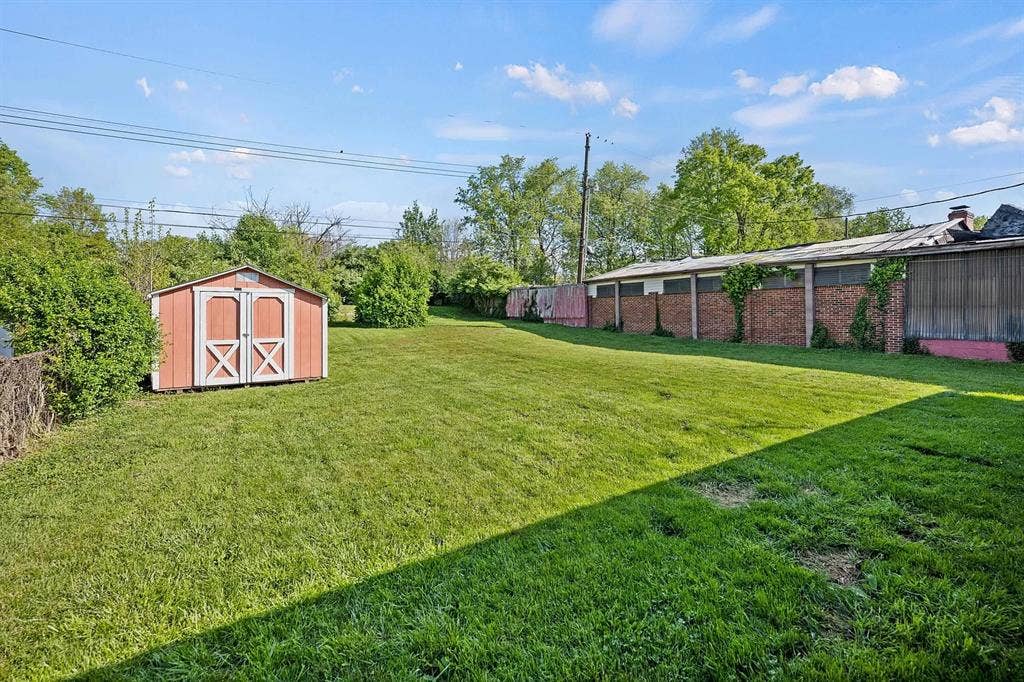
left=583, top=206, right=1024, bottom=360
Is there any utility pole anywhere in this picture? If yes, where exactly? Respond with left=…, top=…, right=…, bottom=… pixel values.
left=575, top=131, right=591, bottom=284
left=844, top=216, right=849, bottom=239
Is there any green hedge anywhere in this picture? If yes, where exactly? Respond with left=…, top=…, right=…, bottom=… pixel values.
left=0, top=249, right=160, bottom=420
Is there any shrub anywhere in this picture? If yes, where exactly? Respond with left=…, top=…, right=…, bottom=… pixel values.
left=810, top=321, right=839, bottom=349
left=445, top=256, right=521, bottom=314
left=602, top=322, right=621, bottom=333
left=0, top=249, right=160, bottom=420
left=354, top=243, right=431, bottom=328
left=1009, top=342, right=1024, bottom=363
left=902, top=337, right=931, bottom=355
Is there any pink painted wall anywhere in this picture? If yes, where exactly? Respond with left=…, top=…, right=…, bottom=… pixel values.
left=153, top=267, right=325, bottom=390
left=919, top=340, right=1011, bottom=362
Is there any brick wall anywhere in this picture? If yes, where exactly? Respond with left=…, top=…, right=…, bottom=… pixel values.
left=814, top=282, right=904, bottom=352
left=814, top=284, right=871, bottom=346
left=589, top=297, right=615, bottom=328
left=883, top=281, right=904, bottom=354
left=620, top=295, right=656, bottom=334
left=659, top=293, right=692, bottom=337
left=587, top=277, right=905, bottom=353
left=744, top=288, right=806, bottom=346
left=698, top=292, right=734, bottom=341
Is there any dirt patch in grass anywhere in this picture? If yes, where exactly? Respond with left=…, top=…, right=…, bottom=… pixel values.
left=693, top=481, right=755, bottom=508
left=797, top=548, right=862, bottom=586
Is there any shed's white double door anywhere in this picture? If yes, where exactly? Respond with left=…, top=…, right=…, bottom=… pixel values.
left=194, top=289, right=293, bottom=387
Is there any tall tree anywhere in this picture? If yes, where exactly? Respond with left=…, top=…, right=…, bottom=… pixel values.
left=846, top=207, right=915, bottom=237
left=0, top=141, right=41, bottom=240
left=456, top=155, right=579, bottom=282
left=399, top=201, right=443, bottom=249
left=584, top=162, right=653, bottom=275
left=673, top=129, right=844, bottom=255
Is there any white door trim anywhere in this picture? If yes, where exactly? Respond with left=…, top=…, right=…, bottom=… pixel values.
left=195, top=290, right=248, bottom=387
left=194, top=288, right=293, bottom=386
left=248, top=289, right=293, bottom=383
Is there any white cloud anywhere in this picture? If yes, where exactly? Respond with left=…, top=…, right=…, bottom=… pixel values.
left=163, top=164, right=191, bottom=178
left=947, top=96, right=1024, bottom=145
left=977, top=95, right=1017, bottom=123
left=923, top=108, right=939, bottom=121
left=454, top=61, right=463, bottom=71
left=809, top=65, right=905, bottom=100
left=927, top=134, right=941, bottom=147
left=934, top=190, right=956, bottom=200
left=227, top=166, right=253, bottom=180
left=709, top=4, right=779, bottom=44
left=769, top=74, right=808, bottom=97
left=733, top=95, right=817, bottom=128
left=135, top=77, right=152, bottom=98
left=173, top=79, right=189, bottom=92
left=732, top=69, right=764, bottom=92
left=351, top=84, right=365, bottom=94
left=957, top=16, right=1024, bottom=46
left=332, top=68, right=352, bottom=83
left=212, top=147, right=259, bottom=165
left=505, top=62, right=610, bottom=104
left=613, top=97, right=640, bottom=119
left=239, top=113, right=250, bottom=124
left=168, top=149, right=206, bottom=163
left=592, top=0, right=699, bottom=54
left=948, top=119, right=1023, bottom=145
left=900, top=189, right=919, bottom=202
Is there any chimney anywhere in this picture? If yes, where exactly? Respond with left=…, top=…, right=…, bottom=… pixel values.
left=948, top=205, right=974, bottom=230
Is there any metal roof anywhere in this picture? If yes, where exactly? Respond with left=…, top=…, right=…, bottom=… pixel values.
left=586, top=220, right=966, bottom=283
left=147, top=264, right=328, bottom=300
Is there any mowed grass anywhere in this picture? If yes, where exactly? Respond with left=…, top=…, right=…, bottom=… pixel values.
left=1, top=307, right=1022, bottom=679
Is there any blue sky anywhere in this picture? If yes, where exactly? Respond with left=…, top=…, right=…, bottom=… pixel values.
left=1, top=1, right=1022, bottom=240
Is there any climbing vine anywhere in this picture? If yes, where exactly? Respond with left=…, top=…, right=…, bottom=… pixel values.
left=721, top=264, right=796, bottom=342
left=850, top=257, right=907, bottom=351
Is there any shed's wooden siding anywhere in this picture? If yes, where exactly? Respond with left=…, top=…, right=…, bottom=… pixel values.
left=905, top=247, right=1024, bottom=342
left=153, top=268, right=326, bottom=390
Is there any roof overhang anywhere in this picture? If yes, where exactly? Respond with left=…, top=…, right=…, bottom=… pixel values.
left=147, top=264, right=328, bottom=300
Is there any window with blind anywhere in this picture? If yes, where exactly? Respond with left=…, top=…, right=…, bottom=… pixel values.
left=814, top=263, right=871, bottom=286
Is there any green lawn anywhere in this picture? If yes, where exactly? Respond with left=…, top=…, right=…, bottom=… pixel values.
left=2, top=308, right=1022, bottom=679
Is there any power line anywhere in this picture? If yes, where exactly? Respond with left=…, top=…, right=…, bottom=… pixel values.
left=93, top=196, right=402, bottom=225
left=0, top=105, right=483, bottom=171
left=0, top=27, right=276, bottom=85
left=850, top=171, right=1024, bottom=206
left=0, top=112, right=474, bottom=177
left=0, top=118, right=475, bottom=179
left=1, top=209, right=418, bottom=242
left=92, top=200, right=400, bottom=231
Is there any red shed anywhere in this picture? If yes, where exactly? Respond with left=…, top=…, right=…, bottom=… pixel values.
left=147, top=265, right=328, bottom=391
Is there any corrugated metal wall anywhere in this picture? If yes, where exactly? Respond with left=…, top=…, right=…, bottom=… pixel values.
left=905, top=247, right=1024, bottom=341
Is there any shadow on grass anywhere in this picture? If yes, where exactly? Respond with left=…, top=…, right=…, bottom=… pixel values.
left=494, top=315, right=1024, bottom=395
left=80, top=392, right=1023, bottom=679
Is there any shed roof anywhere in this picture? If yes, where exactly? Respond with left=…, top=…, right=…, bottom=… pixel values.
left=146, top=265, right=327, bottom=300
left=586, top=220, right=970, bottom=283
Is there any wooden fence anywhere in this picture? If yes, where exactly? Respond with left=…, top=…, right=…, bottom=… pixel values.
left=506, top=285, right=588, bottom=327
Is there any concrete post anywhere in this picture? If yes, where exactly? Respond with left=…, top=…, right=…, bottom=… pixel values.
left=690, top=274, right=698, bottom=339
left=614, top=281, right=621, bottom=330
left=804, top=263, right=814, bottom=348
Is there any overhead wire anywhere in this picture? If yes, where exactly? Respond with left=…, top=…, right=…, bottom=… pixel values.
left=0, top=105, right=483, bottom=170
left=0, top=27, right=277, bottom=85
left=0, top=115, right=475, bottom=178
left=92, top=197, right=402, bottom=225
